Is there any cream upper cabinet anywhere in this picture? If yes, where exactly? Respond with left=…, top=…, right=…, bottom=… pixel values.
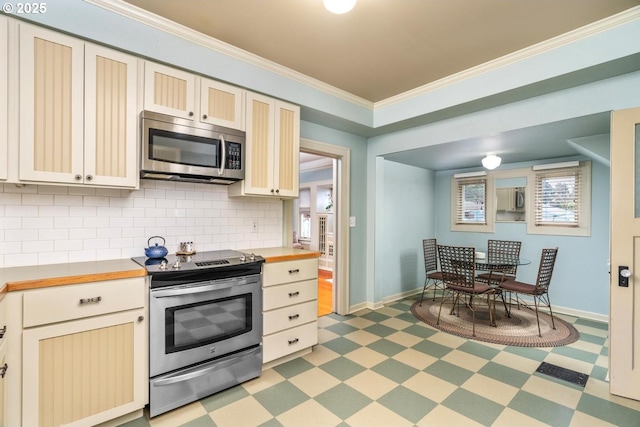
left=229, top=92, right=300, bottom=198
left=0, top=16, right=8, bottom=181
left=144, top=61, right=245, bottom=130
left=200, top=77, right=245, bottom=130
left=18, top=23, right=139, bottom=188
left=144, top=61, right=196, bottom=119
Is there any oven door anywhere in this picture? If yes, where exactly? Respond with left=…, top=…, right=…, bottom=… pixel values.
left=149, top=274, right=262, bottom=377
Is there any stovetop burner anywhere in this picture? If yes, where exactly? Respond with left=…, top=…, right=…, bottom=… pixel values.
left=132, top=249, right=263, bottom=274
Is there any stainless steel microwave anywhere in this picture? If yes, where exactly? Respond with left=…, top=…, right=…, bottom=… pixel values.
left=140, top=111, right=245, bottom=184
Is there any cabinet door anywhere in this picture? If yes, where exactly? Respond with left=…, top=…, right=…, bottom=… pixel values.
left=0, top=16, right=7, bottom=181
left=22, top=309, right=147, bottom=427
left=19, top=24, right=84, bottom=184
left=200, top=78, right=244, bottom=130
left=274, top=100, right=300, bottom=198
left=144, top=61, right=196, bottom=119
left=84, top=44, right=139, bottom=188
left=244, top=92, right=275, bottom=196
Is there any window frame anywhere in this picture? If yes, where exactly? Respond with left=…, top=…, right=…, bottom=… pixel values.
left=450, top=173, right=495, bottom=233
left=526, top=161, right=591, bottom=236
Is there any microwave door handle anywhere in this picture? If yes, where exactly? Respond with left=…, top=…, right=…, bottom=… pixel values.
left=219, top=134, right=226, bottom=175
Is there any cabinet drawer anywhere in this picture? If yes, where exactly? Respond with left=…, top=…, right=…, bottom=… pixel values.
left=263, top=300, right=317, bottom=335
left=263, top=321, right=318, bottom=363
left=263, top=258, right=318, bottom=287
left=23, top=277, right=146, bottom=328
left=263, top=279, right=317, bottom=311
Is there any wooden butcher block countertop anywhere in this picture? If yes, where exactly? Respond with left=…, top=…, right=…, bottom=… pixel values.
left=1, top=259, right=147, bottom=292
left=248, top=247, right=321, bottom=263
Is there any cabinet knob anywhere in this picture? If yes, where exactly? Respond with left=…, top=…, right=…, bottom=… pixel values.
left=288, top=314, right=300, bottom=320
left=202, top=114, right=208, bottom=120
left=270, top=189, right=275, bottom=193
left=275, top=189, right=280, bottom=194
left=188, top=111, right=194, bottom=117
left=0, top=363, right=7, bottom=379
left=74, top=174, right=82, bottom=181
left=86, top=174, right=93, bottom=181
left=0, top=325, right=6, bottom=339
left=288, top=338, right=299, bottom=345
left=79, top=296, right=101, bottom=304
left=288, top=291, right=300, bottom=297
left=138, top=315, right=145, bottom=322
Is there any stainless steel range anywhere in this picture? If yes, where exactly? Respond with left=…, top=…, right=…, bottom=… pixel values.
left=132, top=250, right=265, bottom=417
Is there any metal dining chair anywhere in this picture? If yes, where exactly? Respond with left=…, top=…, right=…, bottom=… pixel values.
left=437, top=244, right=496, bottom=337
left=499, top=247, right=558, bottom=337
left=476, top=239, right=522, bottom=285
left=419, top=238, right=444, bottom=304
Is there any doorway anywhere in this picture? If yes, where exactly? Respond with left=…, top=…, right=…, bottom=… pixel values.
left=283, top=139, right=350, bottom=316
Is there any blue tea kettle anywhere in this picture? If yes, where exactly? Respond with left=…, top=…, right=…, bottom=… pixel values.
left=145, top=236, right=169, bottom=259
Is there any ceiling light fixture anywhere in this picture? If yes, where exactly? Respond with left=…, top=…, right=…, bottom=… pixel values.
left=323, top=0, right=357, bottom=14
left=482, top=154, right=501, bottom=170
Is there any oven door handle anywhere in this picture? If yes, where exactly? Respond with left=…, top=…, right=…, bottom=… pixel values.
left=152, top=346, right=260, bottom=386
left=152, top=278, right=254, bottom=298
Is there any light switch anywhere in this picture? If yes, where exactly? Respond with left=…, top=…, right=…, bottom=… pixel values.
left=349, top=216, right=356, bottom=227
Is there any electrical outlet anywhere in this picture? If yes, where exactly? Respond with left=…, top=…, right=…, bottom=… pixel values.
left=251, top=220, right=258, bottom=233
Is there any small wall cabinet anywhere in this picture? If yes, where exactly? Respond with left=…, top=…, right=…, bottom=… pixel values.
left=229, top=92, right=300, bottom=198
left=18, top=23, right=139, bottom=188
left=144, top=61, right=245, bottom=130
left=262, top=258, right=318, bottom=366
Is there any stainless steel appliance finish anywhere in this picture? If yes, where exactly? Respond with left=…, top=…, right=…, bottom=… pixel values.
left=133, top=250, right=264, bottom=417
left=140, top=110, right=245, bottom=184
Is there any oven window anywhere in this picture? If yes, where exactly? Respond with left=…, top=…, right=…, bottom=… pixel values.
left=150, top=128, right=220, bottom=168
left=166, top=294, right=252, bottom=353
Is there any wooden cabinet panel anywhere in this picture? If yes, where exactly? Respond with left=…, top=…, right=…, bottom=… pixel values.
left=263, top=258, right=318, bottom=286
left=22, top=309, right=147, bottom=427
left=19, top=24, right=84, bottom=183
left=263, top=279, right=317, bottom=311
left=0, top=16, right=7, bottom=181
left=229, top=92, right=299, bottom=199
left=263, top=322, right=318, bottom=363
left=263, top=300, right=317, bottom=335
left=144, top=61, right=195, bottom=119
left=200, top=78, right=244, bottom=130
left=18, top=23, right=139, bottom=188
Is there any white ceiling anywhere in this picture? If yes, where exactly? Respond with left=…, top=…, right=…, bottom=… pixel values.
left=121, top=0, right=640, bottom=171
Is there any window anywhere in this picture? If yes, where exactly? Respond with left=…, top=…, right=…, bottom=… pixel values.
left=300, top=209, right=311, bottom=239
left=451, top=173, right=495, bottom=232
left=527, top=161, right=591, bottom=236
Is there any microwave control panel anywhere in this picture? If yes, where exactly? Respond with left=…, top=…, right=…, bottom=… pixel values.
left=227, top=142, right=242, bottom=170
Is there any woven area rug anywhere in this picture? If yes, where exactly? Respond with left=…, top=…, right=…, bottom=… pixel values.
left=410, top=298, right=579, bottom=347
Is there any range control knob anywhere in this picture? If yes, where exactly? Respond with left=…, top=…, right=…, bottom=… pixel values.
left=249, top=253, right=256, bottom=261
left=172, top=260, right=181, bottom=270
left=159, top=261, right=168, bottom=271
left=239, top=253, right=247, bottom=263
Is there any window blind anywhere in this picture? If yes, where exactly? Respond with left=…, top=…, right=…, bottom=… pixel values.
left=534, top=167, right=580, bottom=227
left=455, top=177, right=487, bottom=225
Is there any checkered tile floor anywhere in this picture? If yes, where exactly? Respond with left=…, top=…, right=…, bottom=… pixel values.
left=121, top=297, right=640, bottom=427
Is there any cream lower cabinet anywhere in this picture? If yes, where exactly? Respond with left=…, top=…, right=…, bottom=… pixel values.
left=18, top=23, right=139, bottom=188
left=0, top=292, right=7, bottom=427
left=262, top=258, right=318, bottom=366
left=229, top=92, right=300, bottom=199
left=19, top=278, right=147, bottom=427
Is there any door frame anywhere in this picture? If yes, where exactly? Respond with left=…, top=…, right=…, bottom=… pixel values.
left=284, top=138, right=350, bottom=315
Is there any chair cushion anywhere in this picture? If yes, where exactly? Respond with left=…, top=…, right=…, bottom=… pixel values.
left=499, top=280, right=543, bottom=295
left=428, top=271, right=444, bottom=280
left=476, top=272, right=515, bottom=282
left=447, top=282, right=493, bottom=294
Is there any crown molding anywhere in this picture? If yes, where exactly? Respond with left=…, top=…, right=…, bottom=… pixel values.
left=375, top=6, right=640, bottom=109
left=84, top=0, right=373, bottom=109
left=85, top=1, right=638, bottom=112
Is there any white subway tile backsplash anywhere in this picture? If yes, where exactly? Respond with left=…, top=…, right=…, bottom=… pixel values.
left=0, top=182, right=283, bottom=267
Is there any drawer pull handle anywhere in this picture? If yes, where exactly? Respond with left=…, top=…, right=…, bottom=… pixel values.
left=288, top=314, right=300, bottom=320
left=79, top=296, right=102, bottom=305
left=288, top=291, right=300, bottom=297
left=288, top=269, right=300, bottom=274
left=0, top=326, right=5, bottom=339
left=0, top=363, right=6, bottom=378
left=288, top=338, right=299, bottom=345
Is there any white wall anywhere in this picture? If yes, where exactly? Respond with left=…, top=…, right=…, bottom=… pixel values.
left=0, top=180, right=282, bottom=268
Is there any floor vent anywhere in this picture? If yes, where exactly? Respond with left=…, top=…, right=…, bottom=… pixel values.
left=536, top=362, right=589, bottom=387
